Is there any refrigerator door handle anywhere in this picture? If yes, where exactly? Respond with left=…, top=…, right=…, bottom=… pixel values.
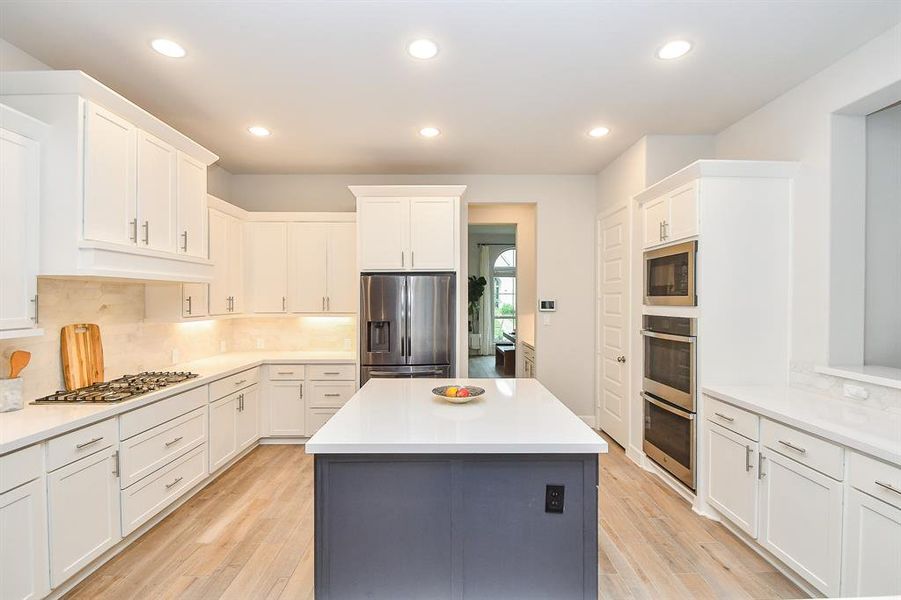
left=400, top=336, right=405, bottom=356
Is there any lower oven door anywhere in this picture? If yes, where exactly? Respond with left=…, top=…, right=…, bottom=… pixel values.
left=642, top=392, right=696, bottom=489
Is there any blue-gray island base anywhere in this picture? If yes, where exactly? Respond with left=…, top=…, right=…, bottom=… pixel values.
left=314, top=453, right=599, bottom=600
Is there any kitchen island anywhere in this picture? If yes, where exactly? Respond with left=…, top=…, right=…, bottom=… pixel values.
left=306, top=378, right=608, bottom=600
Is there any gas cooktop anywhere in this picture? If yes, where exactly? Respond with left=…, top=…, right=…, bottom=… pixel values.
left=32, top=371, right=200, bottom=405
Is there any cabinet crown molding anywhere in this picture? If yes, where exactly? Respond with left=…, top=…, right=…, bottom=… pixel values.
left=348, top=184, right=467, bottom=198
left=634, top=160, right=799, bottom=204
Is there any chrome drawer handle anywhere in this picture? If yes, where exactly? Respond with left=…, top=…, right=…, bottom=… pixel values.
left=164, top=436, right=184, bottom=447
left=165, top=476, right=184, bottom=489
left=778, top=440, right=806, bottom=454
left=76, top=436, right=103, bottom=449
left=324, top=393, right=341, bottom=397
left=234, top=379, right=247, bottom=386
left=876, top=481, right=901, bottom=495
left=277, top=371, right=295, bottom=375
left=323, top=372, right=340, bottom=376
left=714, top=412, right=734, bottom=422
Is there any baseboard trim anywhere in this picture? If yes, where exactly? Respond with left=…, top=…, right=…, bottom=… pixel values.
left=625, top=445, right=645, bottom=467
left=259, top=436, right=307, bottom=445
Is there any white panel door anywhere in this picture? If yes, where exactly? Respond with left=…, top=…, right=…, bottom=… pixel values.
left=208, top=209, right=230, bottom=315
left=759, top=450, right=843, bottom=596
left=327, top=223, right=358, bottom=313
left=0, top=478, right=49, bottom=600
left=269, top=381, right=305, bottom=436
left=83, top=102, right=136, bottom=246
left=182, top=283, right=208, bottom=318
left=236, top=385, right=260, bottom=451
left=0, top=128, right=39, bottom=331
left=706, top=422, right=758, bottom=537
left=288, top=223, right=328, bottom=312
left=136, top=130, right=177, bottom=252
left=842, top=487, right=901, bottom=597
left=227, top=216, right=245, bottom=313
left=175, top=152, right=207, bottom=258
left=357, top=197, right=408, bottom=270
left=209, top=395, right=237, bottom=472
left=47, top=447, right=121, bottom=587
left=247, top=222, right=288, bottom=313
left=409, top=197, right=455, bottom=270
left=596, top=208, right=629, bottom=446
left=641, top=195, right=667, bottom=248
left=666, top=182, right=699, bottom=242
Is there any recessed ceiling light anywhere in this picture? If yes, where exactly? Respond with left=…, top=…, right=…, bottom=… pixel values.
left=587, top=126, right=610, bottom=138
left=657, top=39, right=692, bottom=60
left=419, top=127, right=440, bottom=138
left=248, top=126, right=271, bottom=137
left=151, top=38, right=186, bottom=58
left=408, top=39, right=439, bottom=60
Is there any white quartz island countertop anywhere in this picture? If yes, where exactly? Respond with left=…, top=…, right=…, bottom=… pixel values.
left=305, top=378, right=609, bottom=454
left=0, top=350, right=355, bottom=455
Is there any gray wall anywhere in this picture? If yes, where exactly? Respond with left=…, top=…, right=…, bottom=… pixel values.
left=0, top=37, right=51, bottom=71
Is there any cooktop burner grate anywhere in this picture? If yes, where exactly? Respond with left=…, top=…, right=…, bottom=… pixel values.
left=32, top=371, right=200, bottom=404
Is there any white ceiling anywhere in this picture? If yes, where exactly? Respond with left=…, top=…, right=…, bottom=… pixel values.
left=1, top=1, right=898, bottom=174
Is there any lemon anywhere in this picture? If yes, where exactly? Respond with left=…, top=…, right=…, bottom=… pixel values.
left=445, top=386, right=459, bottom=397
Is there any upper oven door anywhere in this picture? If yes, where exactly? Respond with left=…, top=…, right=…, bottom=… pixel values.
left=644, top=241, right=697, bottom=306
left=642, top=329, right=696, bottom=411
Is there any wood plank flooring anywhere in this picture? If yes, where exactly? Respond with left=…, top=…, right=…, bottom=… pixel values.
left=468, top=354, right=510, bottom=378
left=65, top=437, right=806, bottom=600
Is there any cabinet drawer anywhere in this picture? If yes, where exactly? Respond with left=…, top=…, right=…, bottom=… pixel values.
left=119, top=406, right=207, bottom=489
left=521, top=344, right=535, bottom=362
left=121, top=444, right=208, bottom=535
left=705, top=395, right=759, bottom=441
left=0, top=443, right=42, bottom=494
left=268, top=364, right=306, bottom=380
left=849, top=452, right=901, bottom=509
left=307, top=364, right=355, bottom=381
left=761, top=419, right=844, bottom=480
left=46, top=418, right=118, bottom=472
left=210, top=367, right=260, bottom=400
left=119, top=385, right=207, bottom=440
left=308, top=381, right=355, bottom=408
left=306, top=407, right=338, bottom=437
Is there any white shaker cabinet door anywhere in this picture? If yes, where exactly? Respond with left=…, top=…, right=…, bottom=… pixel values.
left=176, top=152, right=208, bottom=258
left=641, top=195, right=667, bottom=248
left=666, top=182, right=699, bottom=242
left=136, top=130, right=177, bottom=252
left=83, top=102, right=136, bottom=246
left=268, top=381, right=305, bottom=436
left=842, top=487, right=901, bottom=597
left=758, top=450, right=843, bottom=596
left=182, top=283, right=209, bottom=318
left=247, top=222, right=288, bottom=313
left=208, top=209, right=231, bottom=315
left=288, top=223, right=328, bottom=312
left=0, top=127, right=39, bottom=331
left=227, top=216, right=245, bottom=313
left=357, top=197, right=409, bottom=270
left=47, top=447, right=121, bottom=587
left=209, top=394, right=238, bottom=472
left=409, top=197, right=455, bottom=270
left=236, top=385, right=261, bottom=451
left=0, top=478, right=49, bottom=600
left=706, top=422, right=758, bottom=537
left=326, top=223, right=358, bottom=312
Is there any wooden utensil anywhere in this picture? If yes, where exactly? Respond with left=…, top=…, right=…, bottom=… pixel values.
left=8, top=350, right=31, bottom=378
left=60, top=323, right=104, bottom=390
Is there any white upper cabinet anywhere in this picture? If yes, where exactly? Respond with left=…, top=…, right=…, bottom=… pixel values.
left=288, top=223, right=329, bottom=312
left=208, top=208, right=244, bottom=315
left=641, top=181, right=698, bottom=249
left=176, top=152, right=207, bottom=258
left=247, top=222, right=288, bottom=313
left=409, top=198, right=456, bottom=270
left=136, top=130, right=177, bottom=253
left=228, top=216, right=245, bottom=313
left=326, top=223, right=358, bottom=312
left=357, top=197, right=409, bottom=270
left=83, top=102, right=137, bottom=246
left=0, top=105, right=44, bottom=337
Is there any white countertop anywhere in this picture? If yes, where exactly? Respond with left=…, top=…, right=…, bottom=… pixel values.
left=702, top=384, right=901, bottom=466
left=0, top=351, right=355, bottom=456
left=305, top=378, right=609, bottom=454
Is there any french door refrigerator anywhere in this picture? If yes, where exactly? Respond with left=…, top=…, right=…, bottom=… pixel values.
left=360, top=273, right=455, bottom=385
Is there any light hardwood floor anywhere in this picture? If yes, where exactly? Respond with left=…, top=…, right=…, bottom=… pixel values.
left=65, top=437, right=806, bottom=600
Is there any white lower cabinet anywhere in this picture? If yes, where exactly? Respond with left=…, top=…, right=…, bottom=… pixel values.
left=758, top=449, right=843, bottom=596
left=268, top=380, right=305, bottom=436
left=306, top=407, right=339, bottom=437
left=0, top=478, right=49, bottom=600
left=47, top=445, right=122, bottom=587
left=210, top=383, right=259, bottom=471
left=236, top=385, right=260, bottom=451
left=706, top=422, right=758, bottom=537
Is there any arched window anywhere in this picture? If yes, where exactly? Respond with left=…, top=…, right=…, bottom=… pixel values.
left=492, top=248, right=516, bottom=342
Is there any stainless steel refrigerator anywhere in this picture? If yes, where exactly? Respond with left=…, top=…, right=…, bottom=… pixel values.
left=360, top=273, right=455, bottom=385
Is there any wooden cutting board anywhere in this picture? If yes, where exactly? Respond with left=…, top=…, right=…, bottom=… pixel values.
left=61, top=323, right=104, bottom=391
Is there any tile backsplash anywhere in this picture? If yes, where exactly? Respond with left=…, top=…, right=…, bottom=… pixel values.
left=0, top=278, right=356, bottom=400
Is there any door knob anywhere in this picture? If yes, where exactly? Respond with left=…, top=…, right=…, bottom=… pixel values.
left=616, top=356, right=626, bottom=363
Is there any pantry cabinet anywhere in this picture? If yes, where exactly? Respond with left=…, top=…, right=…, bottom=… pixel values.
left=0, top=477, right=49, bottom=600
left=247, top=222, right=288, bottom=313
left=0, top=105, right=44, bottom=337
left=287, top=223, right=357, bottom=313
left=176, top=152, right=208, bottom=258
left=641, top=181, right=698, bottom=248
left=209, top=208, right=244, bottom=315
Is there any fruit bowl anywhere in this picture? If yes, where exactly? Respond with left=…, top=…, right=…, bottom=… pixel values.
left=432, top=385, right=485, bottom=404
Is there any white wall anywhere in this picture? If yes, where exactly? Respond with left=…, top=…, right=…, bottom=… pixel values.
left=865, top=102, right=901, bottom=368
left=207, top=164, right=234, bottom=202
left=0, top=37, right=50, bottom=71
left=716, top=23, right=901, bottom=372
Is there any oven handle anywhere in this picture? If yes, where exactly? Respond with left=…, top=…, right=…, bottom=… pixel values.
left=641, top=392, right=695, bottom=420
left=640, top=330, right=696, bottom=343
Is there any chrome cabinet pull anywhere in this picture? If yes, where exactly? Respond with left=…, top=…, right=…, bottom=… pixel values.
left=323, top=371, right=340, bottom=375
left=76, top=436, right=103, bottom=449
left=299, top=384, right=303, bottom=400
left=662, top=220, right=668, bottom=240
left=277, top=371, right=294, bottom=375
left=778, top=439, right=807, bottom=454
left=240, top=393, right=245, bottom=411
left=234, top=379, right=247, bottom=386
left=401, top=251, right=404, bottom=267
left=759, top=454, right=766, bottom=479
left=659, top=221, right=664, bottom=241
left=411, top=251, right=414, bottom=268
left=745, top=445, right=754, bottom=472
left=282, top=296, right=286, bottom=311
left=185, top=295, right=193, bottom=315
left=714, top=412, right=734, bottom=422
left=31, top=294, right=39, bottom=324
left=165, top=476, right=183, bottom=489
left=142, top=220, right=150, bottom=245
left=876, top=481, right=901, bottom=495
left=129, top=219, right=138, bottom=242
left=164, top=436, right=184, bottom=447
left=181, top=230, right=188, bottom=252
left=324, top=393, right=341, bottom=397
left=326, top=296, right=330, bottom=311
left=112, top=450, right=120, bottom=477
left=322, top=297, right=325, bottom=311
